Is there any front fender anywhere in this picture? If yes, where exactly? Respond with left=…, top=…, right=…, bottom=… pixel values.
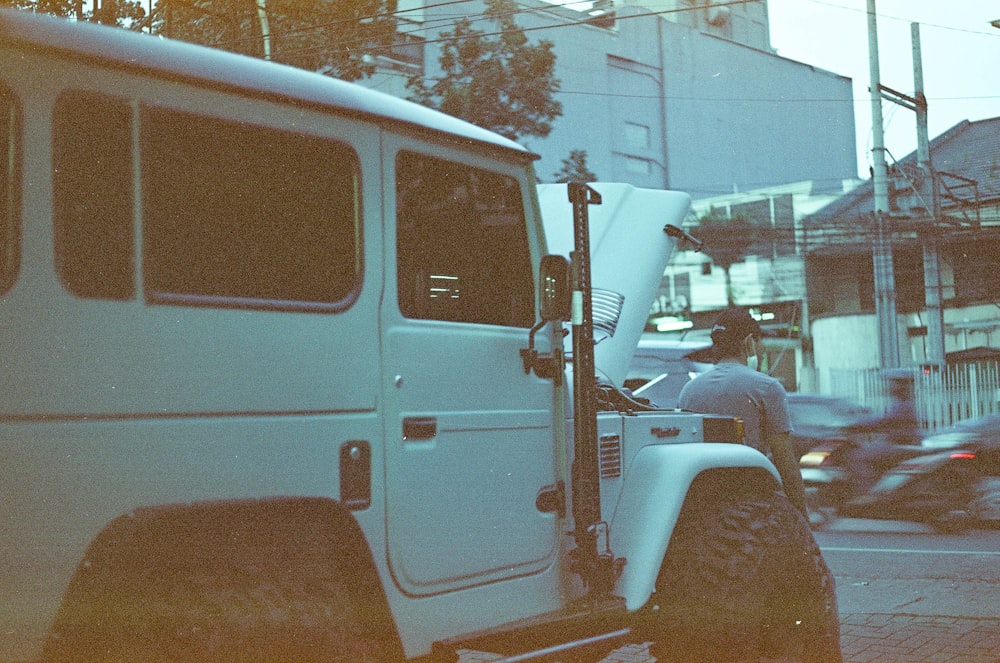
left=609, top=443, right=780, bottom=610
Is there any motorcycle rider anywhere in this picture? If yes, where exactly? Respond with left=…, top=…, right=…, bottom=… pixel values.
left=678, top=308, right=808, bottom=517
left=843, top=369, right=921, bottom=493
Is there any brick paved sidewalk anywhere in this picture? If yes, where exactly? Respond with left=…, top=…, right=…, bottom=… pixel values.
left=458, top=613, right=1000, bottom=662
left=839, top=613, right=1000, bottom=663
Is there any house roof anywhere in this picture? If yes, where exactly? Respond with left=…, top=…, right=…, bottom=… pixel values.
left=804, top=117, right=1000, bottom=225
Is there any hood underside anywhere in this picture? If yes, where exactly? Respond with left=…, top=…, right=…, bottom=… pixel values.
left=537, top=183, right=692, bottom=387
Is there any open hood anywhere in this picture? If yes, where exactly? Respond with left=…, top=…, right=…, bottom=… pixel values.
left=537, top=183, right=692, bottom=388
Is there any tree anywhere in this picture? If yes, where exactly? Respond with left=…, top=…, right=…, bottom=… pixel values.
left=407, top=0, right=561, bottom=141
left=92, top=0, right=146, bottom=26
left=4, top=0, right=397, bottom=81
left=552, top=149, right=597, bottom=184
left=147, top=0, right=397, bottom=81
left=3, top=0, right=146, bottom=25
left=1, top=0, right=64, bottom=14
left=693, top=213, right=756, bottom=307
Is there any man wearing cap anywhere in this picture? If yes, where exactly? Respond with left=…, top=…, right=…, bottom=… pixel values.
left=678, top=307, right=808, bottom=517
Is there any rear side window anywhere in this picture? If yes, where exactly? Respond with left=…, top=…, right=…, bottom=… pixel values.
left=53, top=91, right=135, bottom=299
left=141, top=106, right=361, bottom=310
left=0, top=82, right=20, bottom=295
left=396, top=152, right=534, bottom=327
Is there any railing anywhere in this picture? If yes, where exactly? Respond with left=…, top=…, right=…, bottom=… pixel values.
left=828, top=361, right=1000, bottom=432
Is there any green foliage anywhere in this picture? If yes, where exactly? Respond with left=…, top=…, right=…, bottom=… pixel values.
left=147, top=0, right=397, bottom=80
left=2, top=0, right=145, bottom=25
left=5, top=0, right=397, bottom=81
left=694, top=213, right=756, bottom=270
left=694, top=213, right=758, bottom=307
left=552, top=149, right=597, bottom=184
left=407, top=0, right=561, bottom=141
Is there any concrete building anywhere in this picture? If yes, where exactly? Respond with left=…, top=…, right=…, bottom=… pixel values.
left=364, top=0, right=858, bottom=199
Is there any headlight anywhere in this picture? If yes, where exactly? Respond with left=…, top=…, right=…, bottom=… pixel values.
left=800, top=451, right=830, bottom=466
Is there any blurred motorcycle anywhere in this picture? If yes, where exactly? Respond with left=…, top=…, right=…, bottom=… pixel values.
left=800, top=434, right=980, bottom=533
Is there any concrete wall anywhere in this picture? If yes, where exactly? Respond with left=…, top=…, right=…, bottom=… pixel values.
left=371, top=1, right=859, bottom=199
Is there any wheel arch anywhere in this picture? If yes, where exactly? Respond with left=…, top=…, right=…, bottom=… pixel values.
left=610, top=443, right=781, bottom=611
left=43, top=496, right=403, bottom=661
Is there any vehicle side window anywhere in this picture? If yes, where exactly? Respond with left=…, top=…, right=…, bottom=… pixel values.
left=53, top=91, right=135, bottom=300
left=0, top=82, right=20, bottom=295
left=396, top=152, right=534, bottom=327
left=141, top=106, right=361, bottom=310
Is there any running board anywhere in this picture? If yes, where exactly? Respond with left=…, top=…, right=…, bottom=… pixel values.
left=427, top=596, right=632, bottom=662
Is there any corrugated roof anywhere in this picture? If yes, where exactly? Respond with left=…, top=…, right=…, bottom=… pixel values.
left=805, top=117, right=1000, bottom=225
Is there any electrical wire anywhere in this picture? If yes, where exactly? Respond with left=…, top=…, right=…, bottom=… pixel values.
left=142, top=0, right=1000, bottom=111
left=185, top=0, right=758, bottom=63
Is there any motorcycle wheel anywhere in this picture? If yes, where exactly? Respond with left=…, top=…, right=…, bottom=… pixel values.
left=929, top=507, right=973, bottom=534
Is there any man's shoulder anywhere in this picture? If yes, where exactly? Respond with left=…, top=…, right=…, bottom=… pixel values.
left=724, top=364, right=787, bottom=395
left=682, top=362, right=785, bottom=393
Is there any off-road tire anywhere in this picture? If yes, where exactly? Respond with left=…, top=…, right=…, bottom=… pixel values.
left=648, top=474, right=841, bottom=663
left=42, top=498, right=403, bottom=663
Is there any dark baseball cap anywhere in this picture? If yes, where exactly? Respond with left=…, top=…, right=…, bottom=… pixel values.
left=710, top=308, right=773, bottom=341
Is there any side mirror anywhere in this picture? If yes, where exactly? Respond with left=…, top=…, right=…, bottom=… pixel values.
left=539, top=254, right=571, bottom=322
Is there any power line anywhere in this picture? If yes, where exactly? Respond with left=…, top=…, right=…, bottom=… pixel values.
left=801, top=0, right=1000, bottom=39
left=368, top=65, right=1000, bottom=106
left=363, top=0, right=761, bottom=57
left=200, top=0, right=760, bottom=63
left=196, top=0, right=593, bottom=56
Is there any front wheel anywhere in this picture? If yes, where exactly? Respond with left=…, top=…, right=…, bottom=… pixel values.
left=647, top=475, right=842, bottom=663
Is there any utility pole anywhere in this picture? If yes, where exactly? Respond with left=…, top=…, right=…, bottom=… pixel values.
left=912, top=24, right=946, bottom=368
left=870, top=21, right=946, bottom=369
left=255, top=0, right=272, bottom=60
left=867, top=0, right=900, bottom=368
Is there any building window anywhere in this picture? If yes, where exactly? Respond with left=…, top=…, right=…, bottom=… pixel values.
left=390, top=29, right=424, bottom=66
left=625, top=156, right=652, bottom=174
left=0, top=82, right=20, bottom=295
left=624, top=122, right=650, bottom=150
left=396, top=151, right=534, bottom=327
left=141, top=106, right=362, bottom=310
left=52, top=90, right=135, bottom=300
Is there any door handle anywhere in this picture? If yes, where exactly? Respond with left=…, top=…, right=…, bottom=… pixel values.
left=403, top=416, right=437, bottom=441
left=536, top=481, right=566, bottom=518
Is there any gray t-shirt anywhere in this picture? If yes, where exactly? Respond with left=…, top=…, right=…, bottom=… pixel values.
left=677, top=360, right=792, bottom=455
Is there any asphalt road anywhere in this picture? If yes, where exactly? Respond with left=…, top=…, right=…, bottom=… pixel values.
left=815, top=517, right=1000, bottom=618
left=815, top=517, right=1000, bottom=662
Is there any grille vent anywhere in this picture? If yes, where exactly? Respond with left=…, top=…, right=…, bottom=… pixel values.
left=599, top=434, right=622, bottom=479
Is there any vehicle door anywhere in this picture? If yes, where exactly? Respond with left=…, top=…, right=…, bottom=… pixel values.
left=381, top=140, right=560, bottom=596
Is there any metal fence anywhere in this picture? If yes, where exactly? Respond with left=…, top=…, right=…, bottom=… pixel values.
left=828, top=361, right=1000, bottom=432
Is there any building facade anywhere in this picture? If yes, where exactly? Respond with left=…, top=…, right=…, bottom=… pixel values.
left=802, top=117, right=1000, bottom=397
left=364, top=0, right=858, bottom=199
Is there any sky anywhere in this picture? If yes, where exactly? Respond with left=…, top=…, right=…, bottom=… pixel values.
left=766, top=0, right=1000, bottom=179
